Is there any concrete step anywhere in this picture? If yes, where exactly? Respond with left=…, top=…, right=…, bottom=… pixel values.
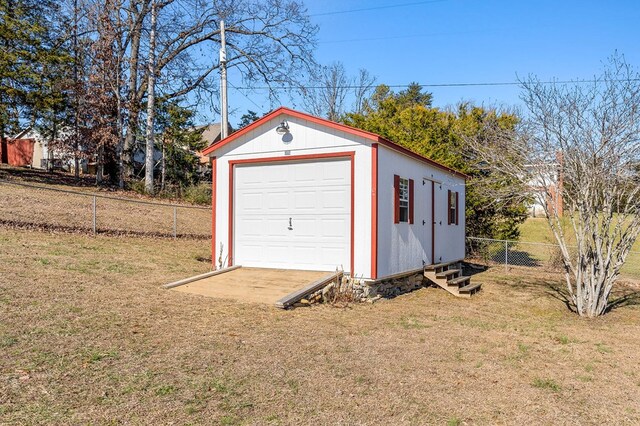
left=447, top=275, right=470, bottom=287
left=436, top=269, right=461, bottom=279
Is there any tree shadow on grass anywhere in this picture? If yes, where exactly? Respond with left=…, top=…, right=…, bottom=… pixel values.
left=461, top=261, right=488, bottom=277
left=606, top=286, right=640, bottom=313
left=545, top=280, right=640, bottom=314
left=545, top=282, right=576, bottom=314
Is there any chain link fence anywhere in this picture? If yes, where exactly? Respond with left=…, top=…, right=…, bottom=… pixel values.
left=0, top=179, right=211, bottom=239
left=466, top=236, right=640, bottom=280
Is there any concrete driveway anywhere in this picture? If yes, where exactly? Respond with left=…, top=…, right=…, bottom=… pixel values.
left=171, top=267, right=328, bottom=304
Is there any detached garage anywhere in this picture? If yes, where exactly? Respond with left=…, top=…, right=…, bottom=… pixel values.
left=202, top=107, right=467, bottom=281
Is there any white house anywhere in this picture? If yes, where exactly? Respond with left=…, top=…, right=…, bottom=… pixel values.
left=202, top=107, right=467, bottom=280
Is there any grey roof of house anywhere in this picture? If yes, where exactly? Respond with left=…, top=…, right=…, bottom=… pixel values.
left=196, top=123, right=234, bottom=146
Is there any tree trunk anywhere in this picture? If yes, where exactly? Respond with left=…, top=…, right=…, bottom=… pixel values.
left=0, top=132, right=8, bottom=164
left=144, top=0, right=156, bottom=194
left=115, top=0, right=124, bottom=188
left=160, top=138, right=165, bottom=191
left=123, top=0, right=146, bottom=180
left=96, top=143, right=103, bottom=184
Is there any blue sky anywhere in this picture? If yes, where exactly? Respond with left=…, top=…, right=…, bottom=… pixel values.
left=223, top=0, right=640, bottom=126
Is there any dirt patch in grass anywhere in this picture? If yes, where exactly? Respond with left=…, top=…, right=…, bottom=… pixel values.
left=2, top=229, right=640, bottom=424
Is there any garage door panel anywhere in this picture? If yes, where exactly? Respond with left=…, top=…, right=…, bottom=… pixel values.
left=320, top=247, right=348, bottom=264
left=236, top=218, right=264, bottom=237
left=319, top=218, right=349, bottom=238
left=239, top=244, right=262, bottom=263
left=291, top=217, right=317, bottom=237
left=293, top=191, right=318, bottom=211
left=290, top=246, right=316, bottom=263
left=265, top=218, right=287, bottom=237
left=321, top=189, right=349, bottom=209
left=322, top=161, right=350, bottom=180
left=266, top=191, right=289, bottom=211
left=234, top=159, right=351, bottom=271
left=263, top=244, right=289, bottom=263
left=294, top=165, right=317, bottom=182
left=265, top=165, right=290, bottom=184
left=237, top=192, right=263, bottom=212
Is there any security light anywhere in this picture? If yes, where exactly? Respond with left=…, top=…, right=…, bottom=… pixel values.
left=275, top=120, right=290, bottom=135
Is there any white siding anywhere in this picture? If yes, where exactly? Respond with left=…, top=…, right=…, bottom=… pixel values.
left=213, top=114, right=373, bottom=276
left=377, top=145, right=466, bottom=277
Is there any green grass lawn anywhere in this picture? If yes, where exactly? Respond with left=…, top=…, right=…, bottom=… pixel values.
left=519, top=218, right=640, bottom=250
left=517, top=218, right=640, bottom=280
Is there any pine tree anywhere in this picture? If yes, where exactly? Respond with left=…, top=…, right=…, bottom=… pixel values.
left=0, top=0, right=69, bottom=146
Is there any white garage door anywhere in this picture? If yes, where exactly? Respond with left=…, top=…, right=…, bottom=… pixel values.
left=234, top=159, right=351, bottom=271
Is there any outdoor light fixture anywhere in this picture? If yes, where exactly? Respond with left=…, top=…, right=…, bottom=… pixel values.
left=275, top=120, right=290, bottom=135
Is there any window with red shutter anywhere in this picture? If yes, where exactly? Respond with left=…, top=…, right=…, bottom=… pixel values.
left=447, top=190, right=452, bottom=225
left=408, top=179, right=414, bottom=224
left=394, top=175, right=400, bottom=223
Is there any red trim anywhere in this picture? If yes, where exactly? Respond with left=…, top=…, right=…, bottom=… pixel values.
left=455, top=191, right=459, bottom=226
left=228, top=151, right=356, bottom=274
left=229, top=151, right=352, bottom=165
left=350, top=156, right=355, bottom=276
left=211, top=157, right=217, bottom=269
left=431, top=181, right=435, bottom=263
left=408, top=178, right=414, bottom=224
left=228, top=160, right=234, bottom=266
left=371, top=143, right=378, bottom=279
left=202, top=106, right=468, bottom=179
left=393, top=174, right=400, bottom=224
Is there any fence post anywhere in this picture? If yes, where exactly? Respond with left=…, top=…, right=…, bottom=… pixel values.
left=505, top=240, right=508, bottom=272
left=92, top=196, right=97, bottom=235
left=173, top=207, right=177, bottom=239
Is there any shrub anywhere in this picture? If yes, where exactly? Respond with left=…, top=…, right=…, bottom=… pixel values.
left=183, top=183, right=211, bottom=206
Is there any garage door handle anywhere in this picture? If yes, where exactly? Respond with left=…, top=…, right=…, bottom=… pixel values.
left=288, top=217, right=293, bottom=230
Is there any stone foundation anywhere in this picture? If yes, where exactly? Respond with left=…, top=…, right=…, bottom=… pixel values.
left=302, top=272, right=427, bottom=306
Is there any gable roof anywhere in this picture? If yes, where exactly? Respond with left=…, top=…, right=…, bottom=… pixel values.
left=202, top=106, right=468, bottom=179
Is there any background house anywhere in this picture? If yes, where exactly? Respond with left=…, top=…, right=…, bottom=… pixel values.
left=0, top=128, right=79, bottom=170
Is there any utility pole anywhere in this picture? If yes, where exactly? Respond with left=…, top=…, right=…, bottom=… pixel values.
left=73, top=0, right=79, bottom=178
left=219, top=20, right=228, bottom=139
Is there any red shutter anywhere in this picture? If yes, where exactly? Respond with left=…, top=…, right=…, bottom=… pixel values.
left=394, top=174, right=400, bottom=224
left=409, top=179, right=414, bottom=224
left=447, top=189, right=452, bottom=225
left=455, top=191, right=459, bottom=225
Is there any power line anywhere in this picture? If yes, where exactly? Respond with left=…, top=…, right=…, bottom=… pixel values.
left=319, top=26, right=529, bottom=45
left=228, top=81, right=264, bottom=111
left=310, top=0, right=446, bottom=17
left=230, top=79, right=640, bottom=92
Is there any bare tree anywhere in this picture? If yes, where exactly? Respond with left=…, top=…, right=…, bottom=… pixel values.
left=353, top=68, right=376, bottom=114
left=469, top=54, right=640, bottom=317
left=302, top=61, right=350, bottom=121
left=121, top=0, right=317, bottom=184
left=144, top=0, right=157, bottom=193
